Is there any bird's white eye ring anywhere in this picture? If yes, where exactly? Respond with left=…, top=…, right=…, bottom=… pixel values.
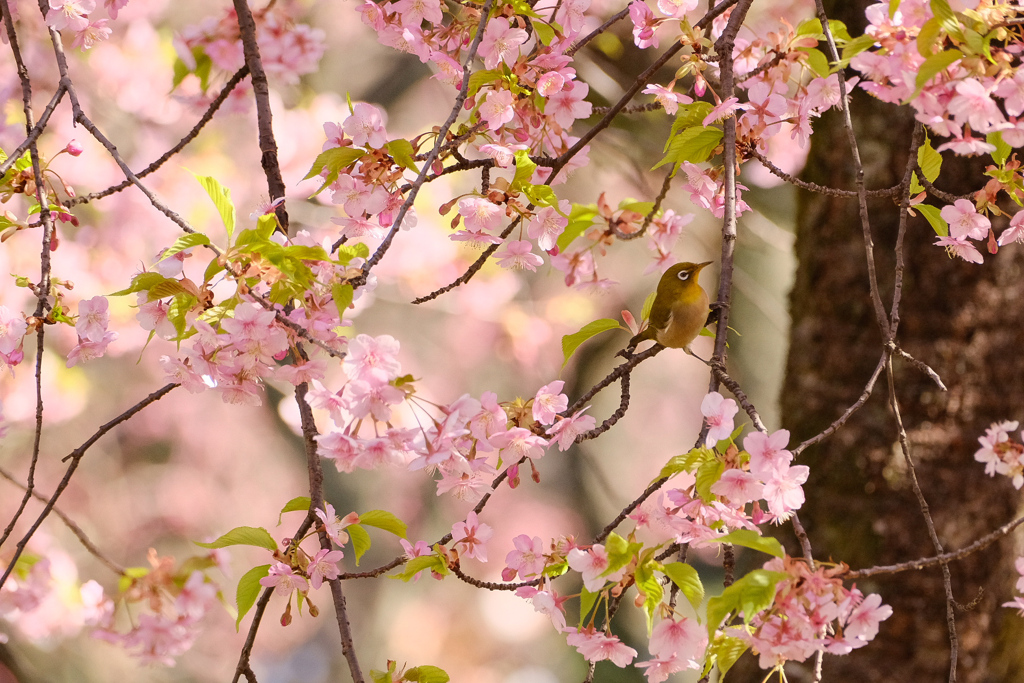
left=677, top=271, right=690, bottom=281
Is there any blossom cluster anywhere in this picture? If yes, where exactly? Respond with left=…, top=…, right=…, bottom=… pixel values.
left=729, top=556, right=893, bottom=669
left=311, top=343, right=596, bottom=500
left=175, top=2, right=326, bottom=90
left=0, top=547, right=221, bottom=666
left=44, top=0, right=121, bottom=50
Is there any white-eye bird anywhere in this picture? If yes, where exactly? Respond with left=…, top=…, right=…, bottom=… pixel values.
left=628, top=261, right=713, bottom=353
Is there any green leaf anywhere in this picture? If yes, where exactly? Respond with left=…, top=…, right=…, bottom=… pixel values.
left=278, top=496, right=311, bottom=525
left=332, top=283, right=354, bottom=322
left=303, top=147, right=367, bottom=196
left=404, top=665, right=450, bottom=683
left=109, top=271, right=169, bottom=297
left=705, top=569, right=788, bottom=637
left=916, top=203, right=948, bottom=236
left=204, top=256, right=226, bottom=284
left=386, top=139, right=419, bottom=173
left=393, top=554, right=448, bottom=582
left=919, top=135, right=943, bottom=184
left=635, top=557, right=663, bottom=633
left=803, top=48, right=831, bottom=78
left=917, top=17, right=943, bottom=56
left=653, top=126, right=723, bottom=171
left=118, top=566, right=150, bottom=594
left=466, top=69, right=502, bottom=98
left=147, top=279, right=188, bottom=301
left=661, top=561, right=705, bottom=611
left=911, top=49, right=962, bottom=98
left=532, top=19, right=555, bottom=45
left=578, top=587, right=600, bottom=626
left=654, top=446, right=713, bottom=482
left=348, top=524, right=371, bottom=565
left=160, top=232, right=211, bottom=262
left=709, top=634, right=749, bottom=677
left=336, top=242, right=370, bottom=264
left=840, top=34, right=877, bottom=65
left=694, top=458, right=725, bottom=503
left=556, top=203, right=598, bottom=251
left=670, top=102, right=715, bottom=133
left=795, top=18, right=822, bottom=37
left=194, top=526, right=278, bottom=551
left=930, top=0, right=962, bottom=38
left=191, top=172, right=236, bottom=240
left=561, top=318, right=622, bottom=368
left=828, top=19, right=852, bottom=42
left=510, top=150, right=538, bottom=192
left=988, top=131, right=1012, bottom=166
left=522, top=183, right=558, bottom=207
left=640, top=291, right=657, bottom=324
left=167, top=293, right=197, bottom=338
left=358, top=510, right=408, bottom=538
left=235, top=564, right=271, bottom=630
left=371, top=661, right=397, bottom=683
left=706, top=529, right=785, bottom=558
left=602, top=532, right=642, bottom=577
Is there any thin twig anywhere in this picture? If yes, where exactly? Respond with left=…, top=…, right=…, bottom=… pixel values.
left=0, top=383, right=179, bottom=590
left=746, top=147, right=900, bottom=198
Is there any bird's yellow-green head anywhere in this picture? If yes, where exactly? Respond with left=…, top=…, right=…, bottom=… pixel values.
left=656, top=261, right=713, bottom=300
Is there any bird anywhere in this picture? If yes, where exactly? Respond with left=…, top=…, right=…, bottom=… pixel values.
left=628, top=261, right=714, bottom=355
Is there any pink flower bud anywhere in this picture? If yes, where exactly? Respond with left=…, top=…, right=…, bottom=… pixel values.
left=66, top=139, right=83, bottom=156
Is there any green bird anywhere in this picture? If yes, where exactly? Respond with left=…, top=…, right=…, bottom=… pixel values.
left=628, top=261, right=714, bottom=353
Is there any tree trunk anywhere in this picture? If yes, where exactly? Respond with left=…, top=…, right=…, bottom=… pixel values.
left=773, top=3, right=1024, bottom=681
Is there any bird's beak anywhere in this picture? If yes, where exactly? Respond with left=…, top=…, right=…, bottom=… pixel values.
left=695, top=261, right=713, bottom=270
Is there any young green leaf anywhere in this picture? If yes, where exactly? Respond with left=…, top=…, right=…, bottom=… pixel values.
left=393, top=554, right=447, bottom=582
left=278, top=496, right=312, bottom=525
left=705, top=569, right=788, bottom=637
left=706, top=529, right=785, bottom=558
left=159, top=233, right=211, bottom=262
left=348, top=523, right=371, bottom=565
left=708, top=633, right=750, bottom=677
left=661, top=561, right=705, bottom=611
left=403, top=666, right=451, bottom=683
left=190, top=172, right=236, bottom=241
left=561, top=318, right=622, bottom=368
left=358, top=510, right=408, bottom=538
left=510, top=150, right=538, bottom=192
left=915, top=204, right=948, bottom=236
left=235, top=564, right=271, bottom=630
left=303, top=147, right=367, bottom=196
left=194, top=526, right=278, bottom=551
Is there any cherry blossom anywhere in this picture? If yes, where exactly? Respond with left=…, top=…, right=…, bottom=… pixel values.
left=566, top=627, right=638, bottom=666
left=478, top=17, right=529, bottom=70
left=451, top=511, right=493, bottom=561
left=307, top=549, right=344, bottom=590
left=343, top=103, right=388, bottom=149
left=260, top=563, right=309, bottom=596
left=700, top=392, right=738, bottom=446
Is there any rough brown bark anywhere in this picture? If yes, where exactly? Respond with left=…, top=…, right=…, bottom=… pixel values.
left=767, top=2, right=1024, bottom=681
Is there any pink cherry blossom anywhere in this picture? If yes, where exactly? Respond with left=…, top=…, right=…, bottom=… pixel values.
left=547, top=408, right=596, bottom=451
left=710, top=468, right=764, bottom=505
left=527, top=201, right=570, bottom=251
left=567, top=544, right=625, bottom=591
left=46, top=0, right=94, bottom=32
left=762, top=463, right=810, bottom=520
left=998, top=211, right=1024, bottom=246
left=648, top=615, right=706, bottom=662
left=566, top=627, right=638, bottom=666
left=0, top=307, right=27, bottom=356
left=479, top=89, right=515, bottom=131
left=700, top=392, right=738, bottom=446
left=935, top=234, right=984, bottom=264
left=260, top=564, right=308, bottom=598
left=343, top=102, right=388, bottom=149
left=744, top=429, right=792, bottom=479
left=72, top=19, right=111, bottom=49
left=503, top=534, right=546, bottom=580
left=532, top=380, right=568, bottom=425
left=629, top=1, right=659, bottom=49
left=76, top=295, right=110, bottom=343
left=655, top=0, right=697, bottom=18
left=516, top=585, right=568, bottom=631
left=546, top=81, right=592, bottom=128
left=391, top=0, right=443, bottom=28
left=478, top=17, right=528, bottom=70
left=66, top=331, right=118, bottom=367
left=316, top=503, right=356, bottom=546
left=307, top=549, right=344, bottom=589
left=642, top=84, right=691, bottom=115
left=458, top=196, right=504, bottom=233
left=941, top=199, right=989, bottom=240
left=343, top=334, right=401, bottom=384
left=494, top=240, right=544, bottom=271
left=489, top=427, right=548, bottom=459
left=451, top=511, right=493, bottom=561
